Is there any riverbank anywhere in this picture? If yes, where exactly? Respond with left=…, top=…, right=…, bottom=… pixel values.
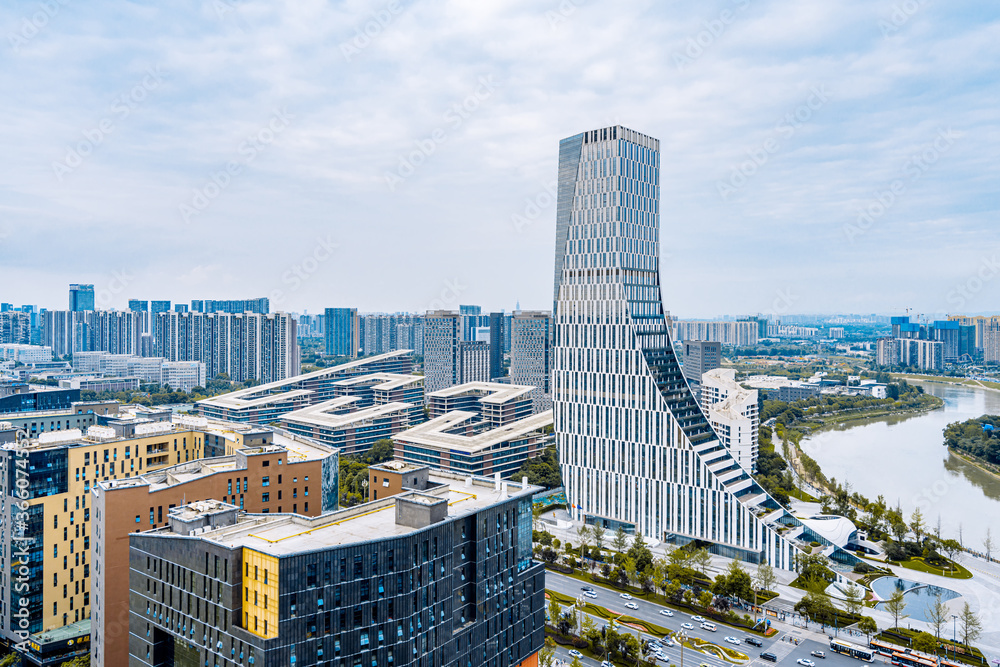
left=893, top=373, right=1000, bottom=393
left=948, top=447, right=1000, bottom=483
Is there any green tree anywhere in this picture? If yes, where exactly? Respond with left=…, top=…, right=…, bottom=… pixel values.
left=612, top=526, right=630, bottom=554
left=547, top=597, right=561, bottom=625
left=843, top=583, right=865, bottom=617
left=959, top=601, right=983, bottom=647
left=365, top=438, right=395, bottom=464
left=698, top=589, right=713, bottom=608
left=539, top=637, right=557, bottom=667
left=627, top=531, right=654, bottom=573
left=885, top=590, right=907, bottom=630
left=857, top=615, right=878, bottom=640
left=693, top=547, right=713, bottom=577
left=591, top=524, right=606, bottom=554
left=576, top=525, right=591, bottom=554
left=755, top=559, right=777, bottom=595
left=926, top=592, right=949, bottom=639
left=910, top=507, right=926, bottom=544
left=516, top=445, right=562, bottom=489
left=569, top=657, right=583, bottom=667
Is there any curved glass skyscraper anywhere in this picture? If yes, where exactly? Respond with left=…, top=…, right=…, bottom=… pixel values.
left=552, top=125, right=801, bottom=570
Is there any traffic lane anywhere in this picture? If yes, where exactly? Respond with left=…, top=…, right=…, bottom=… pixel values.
left=546, top=572, right=766, bottom=651
left=777, top=638, right=869, bottom=667
left=552, top=644, right=601, bottom=666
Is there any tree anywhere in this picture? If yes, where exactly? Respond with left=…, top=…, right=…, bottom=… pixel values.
left=698, top=589, right=713, bottom=609
left=366, top=438, right=395, bottom=464
left=627, top=531, right=654, bottom=573
left=569, top=657, right=583, bottom=667
left=884, top=590, right=907, bottom=630
left=547, top=597, right=561, bottom=625
left=910, top=507, right=926, bottom=544
left=592, top=524, right=606, bottom=553
left=913, top=632, right=937, bottom=655
left=983, top=527, right=994, bottom=563
left=576, top=525, right=591, bottom=554
left=755, top=559, right=777, bottom=595
left=693, top=547, right=713, bottom=577
left=926, top=592, right=949, bottom=639
left=939, top=538, right=963, bottom=566
left=539, top=637, right=557, bottom=667
left=959, top=601, right=983, bottom=647
left=612, top=526, right=630, bottom=554
left=843, top=583, right=865, bottom=617
left=857, top=616, right=878, bottom=640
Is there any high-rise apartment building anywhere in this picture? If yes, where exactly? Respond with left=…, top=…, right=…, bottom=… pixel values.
left=127, top=472, right=544, bottom=667
left=324, top=307, right=360, bottom=358
left=458, top=341, right=489, bottom=384
left=672, top=320, right=758, bottom=347
left=488, top=312, right=505, bottom=380
left=424, top=311, right=461, bottom=394
left=149, top=300, right=171, bottom=329
left=68, top=284, right=95, bottom=312
left=361, top=314, right=394, bottom=355
left=681, top=340, right=721, bottom=400
left=154, top=311, right=299, bottom=383
left=191, top=297, right=270, bottom=314
left=0, top=311, right=31, bottom=345
left=552, top=126, right=802, bottom=571
left=701, top=368, right=759, bottom=473
left=509, top=311, right=552, bottom=412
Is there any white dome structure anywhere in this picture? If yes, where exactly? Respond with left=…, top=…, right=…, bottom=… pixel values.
left=799, top=515, right=858, bottom=548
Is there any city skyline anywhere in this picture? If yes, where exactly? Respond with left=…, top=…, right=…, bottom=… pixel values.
left=2, top=2, right=998, bottom=317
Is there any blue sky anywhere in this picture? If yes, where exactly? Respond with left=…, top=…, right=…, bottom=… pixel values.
left=1, top=0, right=998, bottom=317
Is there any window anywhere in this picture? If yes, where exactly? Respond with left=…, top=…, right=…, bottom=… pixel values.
left=261, top=476, right=270, bottom=487
left=262, top=493, right=270, bottom=503
left=135, top=515, right=140, bottom=524
left=360, top=632, right=369, bottom=646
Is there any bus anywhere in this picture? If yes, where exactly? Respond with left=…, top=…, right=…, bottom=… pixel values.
left=830, top=639, right=875, bottom=662
left=870, top=638, right=963, bottom=667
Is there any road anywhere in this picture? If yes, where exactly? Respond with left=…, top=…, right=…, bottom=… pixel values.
left=545, top=572, right=878, bottom=667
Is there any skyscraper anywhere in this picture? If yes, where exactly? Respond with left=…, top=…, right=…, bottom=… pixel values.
left=552, top=126, right=801, bottom=570
left=510, top=311, right=552, bottom=412
left=324, top=307, right=360, bottom=358
left=681, top=340, right=721, bottom=400
left=68, top=284, right=95, bottom=312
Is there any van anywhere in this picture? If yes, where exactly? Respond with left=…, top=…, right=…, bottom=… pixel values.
left=700, top=621, right=717, bottom=632
left=760, top=652, right=778, bottom=662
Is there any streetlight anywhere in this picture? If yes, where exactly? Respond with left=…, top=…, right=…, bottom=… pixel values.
left=952, top=614, right=958, bottom=650
left=676, top=630, right=689, bottom=667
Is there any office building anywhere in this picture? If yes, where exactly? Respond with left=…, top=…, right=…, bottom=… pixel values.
left=424, top=311, right=461, bottom=394
left=458, top=341, right=489, bottom=385
left=68, top=284, right=95, bottom=312
left=701, top=369, right=759, bottom=473
left=279, top=373, right=424, bottom=456
left=324, top=307, right=360, bottom=358
left=552, top=125, right=802, bottom=570
left=509, top=311, right=552, bottom=412
left=488, top=312, right=505, bottom=380
left=681, top=340, right=721, bottom=401
left=92, top=426, right=337, bottom=667
left=0, top=344, right=53, bottom=364
left=672, top=320, right=758, bottom=347
left=128, top=470, right=544, bottom=667
left=777, top=383, right=822, bottom=401
left=394, top=382, right=549, bottom=478
left=196, top=351, right=414, bottom=424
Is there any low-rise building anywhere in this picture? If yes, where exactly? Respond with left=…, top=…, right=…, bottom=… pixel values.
left=196, top=350, right=414, bottom=424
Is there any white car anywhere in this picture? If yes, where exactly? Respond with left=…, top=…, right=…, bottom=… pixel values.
left=681, top=622, right=694, bottom=630
left=658, top=608, right=674, bottom=616
left=620, top=593, right=633, bottom=600
left=691, top=615, right=706, bottom=622
left=602, top=662, right=615, bottom=667
left=625, top=602, right=639, bottom=610
left=724, top=636, right=740, bottom=645
left=584, top=591, right=598, bottom=599
left=797, top=660, right=816, bottom=667
left=568, top=650, right=583, bottom=658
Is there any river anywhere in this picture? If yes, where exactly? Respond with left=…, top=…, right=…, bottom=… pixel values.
left=799, top=381, right=1000, bottom=549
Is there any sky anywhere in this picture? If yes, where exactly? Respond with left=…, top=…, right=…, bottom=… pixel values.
left=1, top=0, right=999, bottom=318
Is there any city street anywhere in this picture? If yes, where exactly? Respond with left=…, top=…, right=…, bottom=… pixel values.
left=545, top=572, right=874, bottom=666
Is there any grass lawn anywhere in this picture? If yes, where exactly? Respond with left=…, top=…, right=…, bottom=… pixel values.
left=897, top=556, right=973, bottom=579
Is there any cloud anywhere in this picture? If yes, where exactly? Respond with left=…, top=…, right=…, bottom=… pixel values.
left=0, top=0, right=998, bottom=316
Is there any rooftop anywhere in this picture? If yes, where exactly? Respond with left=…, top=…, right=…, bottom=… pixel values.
left=196, top=350, right=413, bottom=410
left=427, top=381, right=536, bottom=404
left=151, top=471, right=541, bottom=556
left=393, top=409, right=553, bottom=453
left=280, top=397, right=415, bottom=429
